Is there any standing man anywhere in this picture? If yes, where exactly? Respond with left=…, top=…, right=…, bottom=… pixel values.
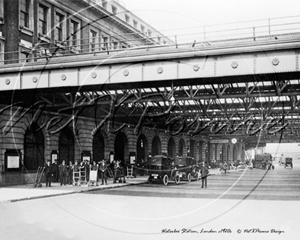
left=113, top=159, right=119, bottom=183
left=44, top=160, right=53, bottom=187
left=59, top=160, right=68, bottom=186
left=84, top=160, right=90, bottom=182
left=200, top=161, right=209, bottom=188
left=51, top=159, right=59, bottom=182
left=99, top=159, right=108, bottom=185
left=67, top=161, right=73, bottom=185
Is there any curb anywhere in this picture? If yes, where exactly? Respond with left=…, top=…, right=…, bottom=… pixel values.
left=1, top=180, right=148, bottom=204
left=1, top=170, right=246, bottom=204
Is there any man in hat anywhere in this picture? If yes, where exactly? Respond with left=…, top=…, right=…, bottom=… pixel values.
left=98, top=159, right=108, bottom=185
left=51, top=159, right=59, bottom=182
left=44, top=160, right=53, bottom=187
left=59, top=160, right=68, bottom=186
left=200, top=161, right=209, bottom=188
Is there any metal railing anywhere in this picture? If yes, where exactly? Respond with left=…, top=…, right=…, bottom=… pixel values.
left=0, top=15, right=300, bottom=65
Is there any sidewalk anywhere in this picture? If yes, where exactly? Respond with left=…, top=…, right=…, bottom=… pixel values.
left=0, top=168, right=241, bottom=204
left=0, top=176, right=148, bottom=204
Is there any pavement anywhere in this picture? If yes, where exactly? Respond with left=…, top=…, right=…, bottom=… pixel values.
left=0, top=168, right=237, bottom=204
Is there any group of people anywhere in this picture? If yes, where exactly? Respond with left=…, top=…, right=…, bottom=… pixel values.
left=44, top=158, right=126, bottom=187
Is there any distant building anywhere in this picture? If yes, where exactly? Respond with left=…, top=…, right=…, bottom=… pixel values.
left=0, top=0, right=172, bottom=64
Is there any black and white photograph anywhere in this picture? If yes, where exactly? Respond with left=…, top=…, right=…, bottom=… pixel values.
left=0, top=0, right=300, bottom=239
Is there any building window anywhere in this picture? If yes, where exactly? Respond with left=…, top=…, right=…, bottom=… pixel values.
left=90, top=29, right=98, bottom=52
left=157, top=36, right=161, bottom=44
left=70, top=19, right=79, bottom=48
left=24, top=124, right=45, bottom=171
left=133, top=20, right=138, bottom=28
left=102, top=2, right=107, bottom=9
left=0, top=42, right=3, bottom=65
left=20, top=0, right=30, bottom=28
left=38, top=4, right=48, bottom=36
left=147, top=30, right=152, bottom=37
left=0, top=0, right=3, bottom=23
left=112, top=41, right=118, bottom=49
left=101, top=36, right=108, bottom=50
left=125, top=14, right=130, bottom=23
left=111, top=5, right=117, bottom=15
left=55, top=12, right=64, bottom=42
left=141, top=25, right=145, bottom=33
left=20, top=51, right=30, bottom=63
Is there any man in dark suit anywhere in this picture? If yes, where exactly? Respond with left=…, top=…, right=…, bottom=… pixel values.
left=200, top=161, right=209, bottom=188
left=51, top=160, right=59, bottom=182
left=44, top=160, right=53, bottom=187
left=99, top=159, right=108, bottom=185
left=59, top=160, right=68, bottom=186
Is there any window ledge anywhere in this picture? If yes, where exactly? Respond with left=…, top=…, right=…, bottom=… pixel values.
left=20, top=26, right=33, bottom=36
left=70, top=46, right=79, bottom=54
left=55, top=41, right=66, bottom=49
left=38, top=34, right=51, bottom=43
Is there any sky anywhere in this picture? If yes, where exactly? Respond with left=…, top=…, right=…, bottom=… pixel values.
left=120, top=0, right=300, bottom=43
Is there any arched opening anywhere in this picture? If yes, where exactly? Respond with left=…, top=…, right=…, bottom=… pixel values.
left=93, top=131, right=105, bottom=162
left=167, top=137, right=175, bottom=158
left=24, top=124, right=44, bottom=170
left=137, top=134, right=148, bottom=164
left=151, top=136, right=161, bottom=156
left=59, top=127, right=74, bottom=165
left=114, top=132, right=128, bottom=164
left=178, top=139, right=185, bottom=156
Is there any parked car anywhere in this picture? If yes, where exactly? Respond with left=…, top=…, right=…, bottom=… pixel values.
left=147, top=155, right=180, bottom=185
left=285, top=158, right=293, bottom=168
left=174, top=156, right=200, bottom=181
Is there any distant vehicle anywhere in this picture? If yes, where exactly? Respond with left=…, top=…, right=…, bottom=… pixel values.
left=147, top=155, right=180, bottom=185
left=174, top=156, right=200, bottom=181
left=285, top=158, right=293, bottom=168
left=254, top=153, right=272, bottom=169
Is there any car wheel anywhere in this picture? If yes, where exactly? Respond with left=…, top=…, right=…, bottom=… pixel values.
left=187, top=173, right=192, bottom=182
left=175, top=175, right=180, bottom=184
left=163, top=175, right=169, bottom=186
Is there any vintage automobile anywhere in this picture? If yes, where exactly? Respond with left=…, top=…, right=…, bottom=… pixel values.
left=147, top=155, right=180, bottom=185
left=285, top=158, right=293, bottom=168
left=175, top=156, right=200, bottom=181
left=254, top=153, right=272, bottom=169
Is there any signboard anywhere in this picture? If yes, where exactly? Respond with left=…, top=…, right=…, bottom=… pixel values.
left=5, top=149, right=22, bottom=172
left=129, top=152, right=136, bottom=164
left=81, top=151, right=91, bottom=163
left=7, top=156, right=20, bottom=168
left=130, top=156, right=136, bottom=164
left=110, top=152, right=114, bottom=163
left=209, top=139, right=229, bottom=144
left=82, top=156, right=90, bottom=162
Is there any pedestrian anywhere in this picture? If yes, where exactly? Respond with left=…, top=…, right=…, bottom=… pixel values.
left=200, top=161, right=209, bottom=188
left=223, top=162, right=228, bottom=174
left=44, top=160, right=53, bottom=187
left=99, top=159, right=108, bottom=185
left=51, top=159, right=59, bottom=182
left=170, top=161, right=177, bottom=178
left=59, top=160, right=68, bottom=186
left=84, top=160, right=90, bottom=182
left=67, top=161, right=73, bottom=185
left=113, top=159, right=119, bottom=183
